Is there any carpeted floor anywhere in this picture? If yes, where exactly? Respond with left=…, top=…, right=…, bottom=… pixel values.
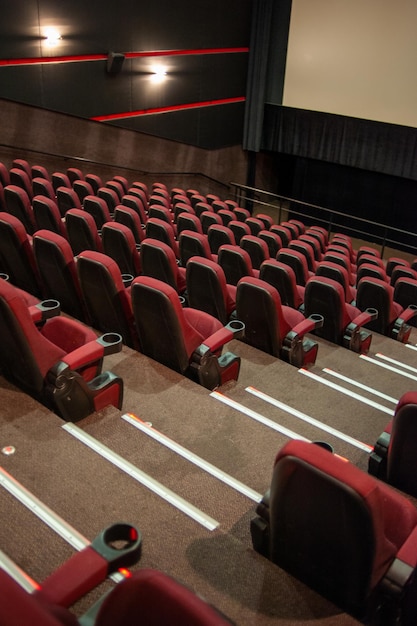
left=1, top=324, right=417, bottom=624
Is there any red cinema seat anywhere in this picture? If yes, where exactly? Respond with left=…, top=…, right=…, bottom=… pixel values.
left=0, top=280, right=123, bottom=420
left=131, top=276, right=243, bottom=390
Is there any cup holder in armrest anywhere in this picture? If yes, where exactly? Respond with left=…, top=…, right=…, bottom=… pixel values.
left=97, top=332, right=123, bottom=355
left=365, top=307, right=378, bottom=321
left=309, top=313, right=324, bottom=329
left=38, top=299, right=61, bottom=318
left=0, top=273, right=9, bottom=281
left=91, top=522, right=142, bottom=572
left=226, top=319, right=245, bottom=340
left=121, top=273, right=134, bottom=288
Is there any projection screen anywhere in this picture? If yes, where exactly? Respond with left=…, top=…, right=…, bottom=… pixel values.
left=282, top=0, right=417, bottom=128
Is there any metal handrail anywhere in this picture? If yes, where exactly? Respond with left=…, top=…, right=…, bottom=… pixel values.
left=230, top=182, right=417, bottom=259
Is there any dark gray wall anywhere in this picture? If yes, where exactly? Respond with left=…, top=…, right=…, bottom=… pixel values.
left=0, top=0, right=252, bottom=149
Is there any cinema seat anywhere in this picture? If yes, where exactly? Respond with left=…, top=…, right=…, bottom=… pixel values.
left=251, top=439, right=417, bottom=624
left=0, top=280, right=123, bottom=421
left=356, top=276, right=417, bottom=342
left=240, top=235, right=270, bottom=270
left=369, top=392, right=417, bottom=498
left=178, top=230, right=216, bottom=267
left=33, top=230, right=90, bottom=323
left=77, top=250, right=139, bottom=349
left=73, top=180, right=94, bottom=203
left=32, top=177, right=56, bottom=200
left=56, top=186, right=82, bottom=217
left=393, top=277, right=417, bottom=327
left=304, top=276, right=377, bottom=353
left=236, top=276, right=321, bottom=367
left=113, top=205, right=145, bottom=245
left=131, top=276, right=244, bottom=390
left=186, top=256, right=237, bottom=324
left=276, top=248, right=312, bottom=286
left=207, top=224, right=236, bottom=255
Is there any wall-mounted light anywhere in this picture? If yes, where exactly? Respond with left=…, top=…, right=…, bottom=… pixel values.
left=150, top=65, right=167, bottom=84
left=44, top=28, right=62, bottom=48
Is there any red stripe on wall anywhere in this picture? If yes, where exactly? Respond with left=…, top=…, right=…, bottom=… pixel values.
left=0, top=47, right=249, bottom=67
left=91, top=97, right=246, bottom=122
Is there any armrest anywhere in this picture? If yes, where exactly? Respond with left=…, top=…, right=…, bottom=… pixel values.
left=368, top=428, right=391, bottom=479
left=62, top=333, right=122, bottom=370
left=380, top=525, right=417, bottom=602
left=29, top=299, right=61, bottom=324
left=289, top=314, right=324, bottom=341
left=398, top=305, right=417, bottom=325
left=37, top=523, right=142, bottom=608
left=351, top=307, right=378, bottom=328
left=200, top=320, right=245, bottom=354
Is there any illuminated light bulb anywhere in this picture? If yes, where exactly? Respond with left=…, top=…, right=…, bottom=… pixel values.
left=44, top=28, right=62, bottom=48
left=150, top=65, right=167, bottom=84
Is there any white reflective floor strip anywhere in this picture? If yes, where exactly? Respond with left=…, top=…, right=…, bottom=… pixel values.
left=299, top=369, right=394, bottom=416
left=322, top=368, right=398, bottom=404
left=210, top=391, right=310, bottom=442
left=62, top=423, right=219, bottom=531
left=122, top=413, right=262, bottom=503
left=0, top=466, right=88, bottom=551
left=405, top=344, right=417, bottom=352
left=245, top=386, right=373, bottom=453
left=0, top=549, right=38, bottom=592
left=360, top=354, right=417, bottom=382
left=375, top=352, right=417, bottom=374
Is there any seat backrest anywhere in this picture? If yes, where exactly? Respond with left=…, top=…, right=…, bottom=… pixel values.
left=121, top=194, right=148, bottom=225
left=73, top=180, right=94, bottom=203
left=232, top=207, right=251, bottom=222
left=145, top=217, right=178, bottom=257
left=245, top=217, right=264, bottom=236
left=289, top=240, right=316, bottom=272
left=56, top=186, right=81, bottom=217
left=140, top=238, right=179, bottom=291
left=304, top=276, right=348, bottom=343
left=356, top=263, right=387, bottom=284
left=268, top=439, right=417, bottom=616
left=276, top=248, right=310, bottom=286
left=66, top=167, right=84, bottom=184
left=270, top=225, right=291, bottom=248
left=77, top=250, right=137, bottom=348
left=114, top=205, right=145, bottom=244
left=200, top=211, right=223, bottom=234
left=9, top=168, right=33, bottom=199
left=83, top=195, right=112, bottom=229
left=178, top=230, right=212, bottom=267
left=186, top=256, right=231, bottom=324
left=356, top=277, right=396, bottom=333
left=176, top=212, right=202, bottom=236
left=32, top=177, right=55, bottom=200
left=131, top=276, right=202, bottom=373
left=217, top=244, right=254, bottom=286
left=97, top=187, right=119, bottom=212
left=0, top=212, right=43, bottom=297
left=4, top=184, right=36, bottom=234
left=387, top=392, right=417, bottom=497
left=393, top=278, right=417, bottom=321
left=33, top=230, right=88, bottom=322
left=240, top=235, right=270, bottom=270
left=101, top=222, right=141, bottom=277
left=259, top=259, right=302, bottom=309
left=236, top=276, right=292, bottom=356
left=258, top=230, right=282, bottom=257
left=228, top=220, right=251, bottom=245
left=316, top=260, right=353, bottom=302
left=32, top=196, right=66, bottom=237
left=66, top=208, right=103, bottom=255
left=52, top=171, right=71, bottom=191
left=85, top=173, right=103, bottom=194
left=207, top=224, right=235, bottom=254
